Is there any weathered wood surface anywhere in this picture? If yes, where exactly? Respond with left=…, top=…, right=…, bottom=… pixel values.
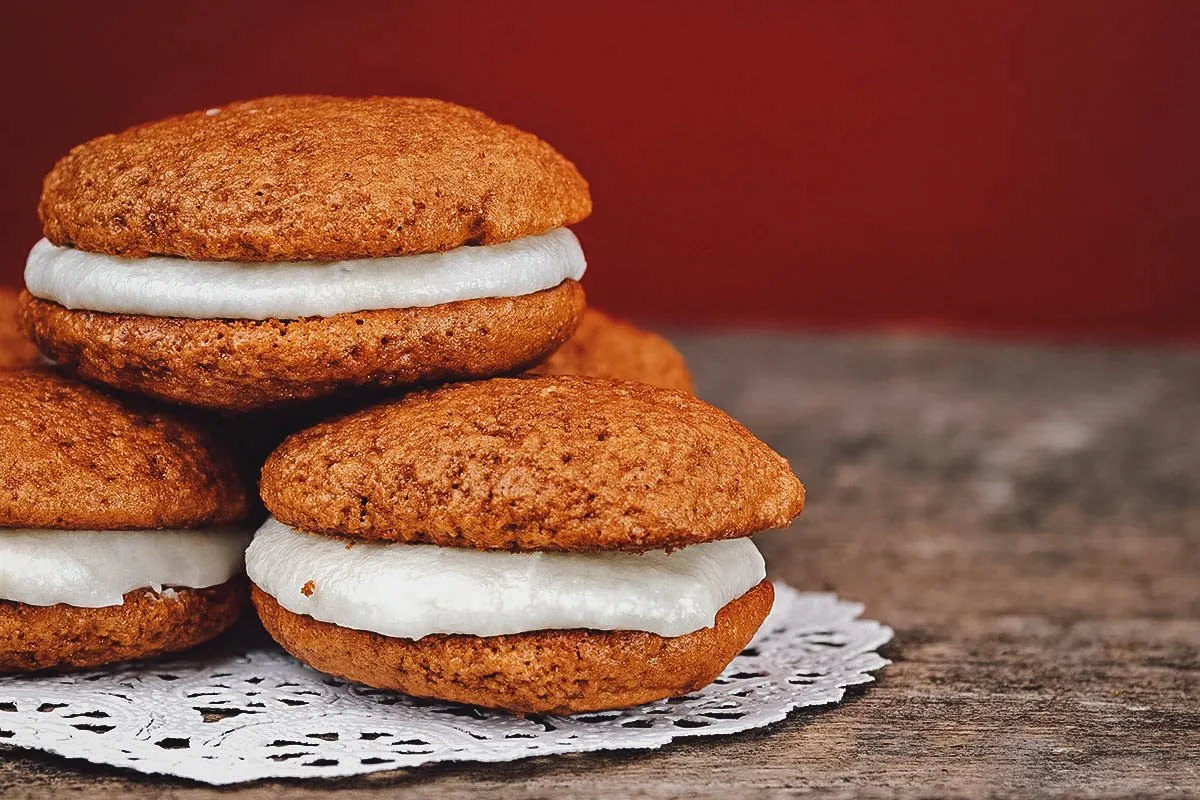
left=3, top=334, right=1198, bottom=798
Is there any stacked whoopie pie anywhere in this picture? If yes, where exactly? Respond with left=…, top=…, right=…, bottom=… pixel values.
left=21, top=95, right=592, bottom=412
left=248, top=377, right=804, bottom=714
left=0, top=369, right=251, bottom=671
left=7, top=95, right=804, bottom=717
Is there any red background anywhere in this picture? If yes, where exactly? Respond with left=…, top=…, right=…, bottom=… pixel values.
left=2, top=1, right=1197, bottom=341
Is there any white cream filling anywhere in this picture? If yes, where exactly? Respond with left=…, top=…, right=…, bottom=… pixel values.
left=25, top=227, right=585, bottom=320
left=0, top=528, right=252, bottom=608
left=246, top=518, right=766, bottom=640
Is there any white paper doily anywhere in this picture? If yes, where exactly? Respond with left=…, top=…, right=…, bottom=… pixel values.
left=0, top=584, right=891, bottom=784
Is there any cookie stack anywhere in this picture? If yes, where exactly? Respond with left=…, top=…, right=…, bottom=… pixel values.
left=5, top=95, right=804, bottom=713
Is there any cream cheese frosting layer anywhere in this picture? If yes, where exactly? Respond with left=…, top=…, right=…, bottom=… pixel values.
left=25, top=227, right=586, bottom=320
left=246, top=518, right=766, bottom=640
left=0, top=528, right=252, bottom=608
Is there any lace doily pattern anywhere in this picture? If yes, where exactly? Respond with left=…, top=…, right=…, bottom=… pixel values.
left=0, top=585, right=891, bottom=784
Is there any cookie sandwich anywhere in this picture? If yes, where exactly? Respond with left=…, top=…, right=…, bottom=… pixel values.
left=0, top=289, right=39, bottom=369
left=527, top=308, right=693, bottom=392
left=22, top=95, right=591, bottom=411
left=0, top=370, right=252, bottom=671
left=248, top=376, right=805, bottom=713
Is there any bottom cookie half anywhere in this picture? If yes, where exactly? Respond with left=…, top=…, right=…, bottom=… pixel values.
left=0, top=580, right=244, bottom=672
left=19, top=280, right=585, bottom=411
left=253, top=579, right=773, bottom=714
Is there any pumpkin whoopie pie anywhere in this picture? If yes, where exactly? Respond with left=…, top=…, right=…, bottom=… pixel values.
left=526, top=308, right=692, bottom=392
left=21, top=95, right=591, bottom=411
left=249, top=376, right=804, bottom=714
left=0, top=369, right=252, bottom=672
left=0, top=289, right=39, bottom=369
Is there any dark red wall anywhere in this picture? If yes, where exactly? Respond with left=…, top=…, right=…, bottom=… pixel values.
left=2, top=1, right=1197, bottom=340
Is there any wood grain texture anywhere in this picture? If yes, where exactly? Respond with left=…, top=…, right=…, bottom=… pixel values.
left=2, top=333, right=1197, bottom=798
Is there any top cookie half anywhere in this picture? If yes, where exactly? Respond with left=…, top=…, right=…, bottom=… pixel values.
left=261, top=376, right=805, bottom=552
left=39, top=95, right=591, bottom=261
left=0, top=369, right=250, bottom=529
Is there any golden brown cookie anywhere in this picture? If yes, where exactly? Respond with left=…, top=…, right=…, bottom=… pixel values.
left=0, top=289, right=39, bottom=370
left=526, top=308, right=693, bottom=392
left=261, top=376, right=805, bottom=551
left=20, top=282, right=585, bottom=412
left=253, top=579, right=772, bottom=714
left=0, top=581, right=244, bottom=672
left=40, top=95, right=591, bottom=261
left=0, top=369, right=250, bottom=529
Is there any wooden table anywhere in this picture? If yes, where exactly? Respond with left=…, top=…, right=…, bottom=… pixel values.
left=3, top=334, right=1197, bottom=798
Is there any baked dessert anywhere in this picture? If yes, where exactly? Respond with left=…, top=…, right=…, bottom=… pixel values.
left=0, top=369, right=252, bottom=671
left=250, top=376, right=805, bottom=713
left=21, top=95, right=591, bottom=411
left=527, top=308, right=692, bottom=392
left=0, top=289, right=39, bottom=369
